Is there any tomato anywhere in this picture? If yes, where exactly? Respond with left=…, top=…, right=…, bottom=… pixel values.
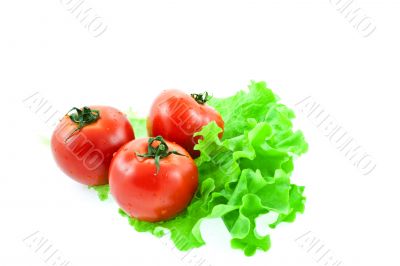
left=147, top=90, right=224, bottom=158
left=109, top=136, right=198, bottom=222
left=51, top=106, right=134, bottom=186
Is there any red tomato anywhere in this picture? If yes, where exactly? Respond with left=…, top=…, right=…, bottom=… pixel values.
left=147, top=90, right=224, bottom=158
left=109, top=136, right=198, bottom=222
left=51, top=106, right=134, bottom=186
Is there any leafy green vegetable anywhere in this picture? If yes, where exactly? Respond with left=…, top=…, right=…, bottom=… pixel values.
left=89, top=184, right=110, bottom=201
left=126, top=108, right=147, bottom=138
left=117, top=81, right=308, bottom=256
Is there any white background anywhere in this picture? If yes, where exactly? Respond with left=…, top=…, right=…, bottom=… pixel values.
left=0, top=0, right=399, bottom=266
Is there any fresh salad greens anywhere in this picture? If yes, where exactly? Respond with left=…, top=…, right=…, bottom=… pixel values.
left=89, top=184, right=110, bottom=201
left=92, top=81, right=308, bottom=256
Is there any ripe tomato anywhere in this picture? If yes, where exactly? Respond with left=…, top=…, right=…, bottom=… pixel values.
left=147, top=90, right=224, bottom=158
left=51, top=106, right=134, bottom=186
left=109, top=136, right=198, bottom=222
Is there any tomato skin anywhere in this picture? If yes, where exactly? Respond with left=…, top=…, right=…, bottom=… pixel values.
left=51, top=106, right=134, bottom=186
left=147, top=90, right=224, bottom=158
left=109, top=138, right=198, bottom=222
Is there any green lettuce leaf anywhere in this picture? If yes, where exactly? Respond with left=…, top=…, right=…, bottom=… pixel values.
left=126, top=108, right=148, bottom=138
left=117, top=81, right=308, bottom=256
left=89, top=184, right=110, bottom=201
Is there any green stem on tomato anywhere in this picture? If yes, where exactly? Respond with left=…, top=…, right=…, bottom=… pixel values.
left=136, top=136, right=186, bottom=174
left=190, top=92, right=211, bottom=104
left=65, top=106, right=100, bottom=143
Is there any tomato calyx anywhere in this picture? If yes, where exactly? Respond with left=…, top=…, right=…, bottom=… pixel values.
left=136, top=136, right=186, bottom=174
left=65, top=106, right=100, bottom=142
left=190, top=92, right=211, bottom=105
